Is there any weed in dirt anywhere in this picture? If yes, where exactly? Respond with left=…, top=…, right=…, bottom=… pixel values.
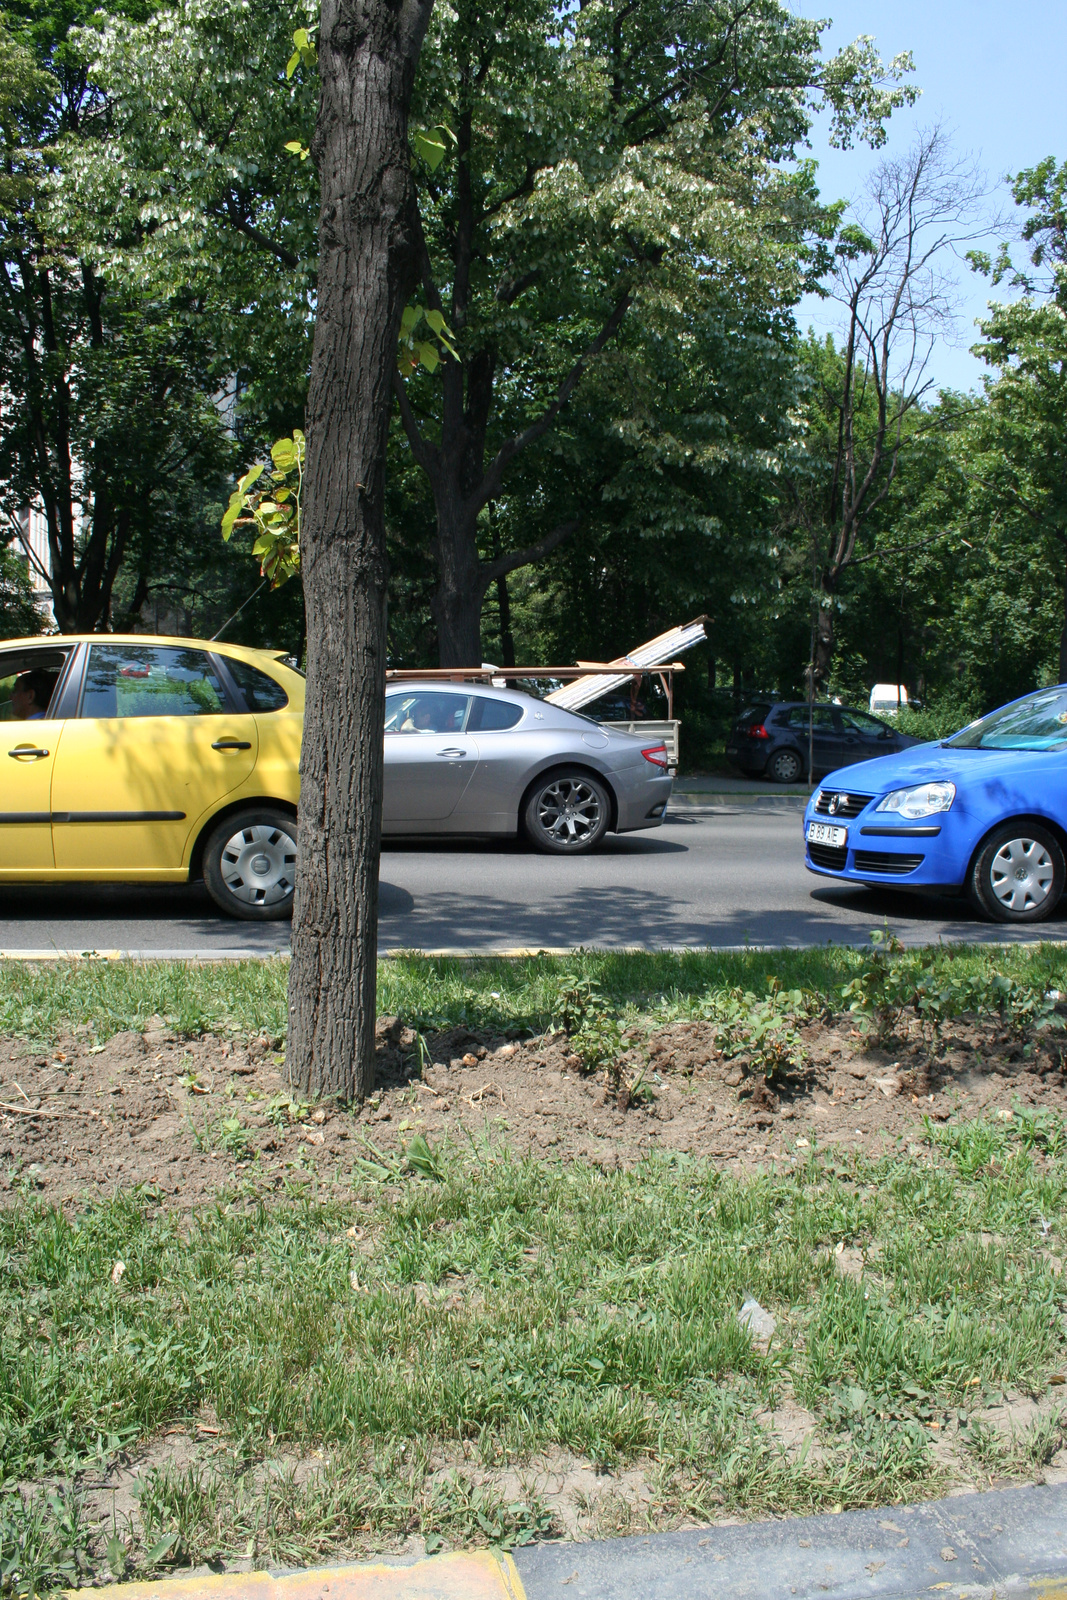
left=0, top=1484, right=89, bottom=1600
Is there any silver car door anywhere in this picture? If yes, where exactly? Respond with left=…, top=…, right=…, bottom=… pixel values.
left=383, top=691, right=479, bottom=824
left=450, top=692, right=530, bottom=831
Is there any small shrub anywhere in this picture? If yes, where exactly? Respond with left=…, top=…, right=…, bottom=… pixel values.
left=703, top=981, right=810, bottom=1078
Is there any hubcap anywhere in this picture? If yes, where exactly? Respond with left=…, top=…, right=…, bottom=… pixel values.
left=989, top=837, right=1055, bottom=913
left=220, top=823, right=297, bottom=906
left=536, top=778, right=603, bottom=845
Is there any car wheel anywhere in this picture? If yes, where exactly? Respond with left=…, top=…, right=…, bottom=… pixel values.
left=523, top=770, right=611, bottom=854
left=767, top=748, right=803, bottom=785
left=970, top=821, right=1065, bottom=923
left=203, top=807, right=298, bottom=920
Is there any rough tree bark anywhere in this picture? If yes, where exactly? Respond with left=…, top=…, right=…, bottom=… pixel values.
left=287, top=0, right=433, bottom=1101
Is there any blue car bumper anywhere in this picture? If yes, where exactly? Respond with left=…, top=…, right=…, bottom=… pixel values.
left=802, top=762, right=979, bottom=892
left=803, top=811, right=968, bottom=890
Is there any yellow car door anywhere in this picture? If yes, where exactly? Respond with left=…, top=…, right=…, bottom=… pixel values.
left=0, top=643, right=79, bottom=875
left=51, top=642, right=259, bottom=877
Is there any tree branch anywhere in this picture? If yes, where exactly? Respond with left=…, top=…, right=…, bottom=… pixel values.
left=391, top=368, right=440, bottom=476
left=473, top=289, right=631, bottom=513
left=482, top=518, right=579, bottom=584
left=219, top=193, right=300, bottom=269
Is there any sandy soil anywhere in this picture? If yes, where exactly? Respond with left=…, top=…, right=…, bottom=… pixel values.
left=1, top=1010, right=1065, bottom=1202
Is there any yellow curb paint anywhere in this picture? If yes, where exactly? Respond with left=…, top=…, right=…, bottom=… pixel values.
left=72, top=1551, right=527, bottom=1600
left=1031, top=1582, right=1067, bottom=1600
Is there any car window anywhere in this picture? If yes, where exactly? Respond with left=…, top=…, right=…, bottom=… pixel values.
left=944, top=688, right=1067, bottom=751
left=0, top=647, right=73, bottom=722
left=839, top=709, right=891, bottom=737
left=784, top=706, right=836, bottom=732
left=383, top=691, right=471, bottom=735
left=735, top=704, right=771, bottom=729
left=80, top=645, right=228, bottom=718
left=467, top=696, right=523, bottom=731
left=224, top=656, right=289, bottom=711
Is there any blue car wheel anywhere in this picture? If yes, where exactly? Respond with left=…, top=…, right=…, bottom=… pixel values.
left=970, top=821, right=1065, bottom=923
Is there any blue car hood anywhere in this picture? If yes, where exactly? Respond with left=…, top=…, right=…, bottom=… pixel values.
left=814, top=741, right=1051, bottom=799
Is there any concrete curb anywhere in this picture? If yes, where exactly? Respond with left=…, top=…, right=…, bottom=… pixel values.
left=668, top=794, right=808, bottom=813
left=81, top=1550, right=526, bottom=1600
left=67, top=1484, right=1067, bottom=1600
left=513, top=1481, right=1067, bottom=1600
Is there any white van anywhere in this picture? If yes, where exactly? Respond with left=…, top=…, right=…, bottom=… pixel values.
left=869, top=683, right=911, bottom=717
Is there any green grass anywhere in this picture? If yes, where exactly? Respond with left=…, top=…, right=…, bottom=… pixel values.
left=2, top=941, right=1067, bottom=1042
left=1, top=1116, right=1065, bottom=1586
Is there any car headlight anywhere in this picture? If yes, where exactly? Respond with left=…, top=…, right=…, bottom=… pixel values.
left=875, top=781, right=956, bottom=819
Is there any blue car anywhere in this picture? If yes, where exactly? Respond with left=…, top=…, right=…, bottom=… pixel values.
left=803, top=686, right=1067, bottom=924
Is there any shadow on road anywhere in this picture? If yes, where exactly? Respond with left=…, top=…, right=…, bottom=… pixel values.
left=378, top=879, right=1067, bottom=950
left=381, top=832, right=688, bottom=856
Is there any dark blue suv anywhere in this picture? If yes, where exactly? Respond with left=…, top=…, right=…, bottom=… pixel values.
left=726, top=701, right=919, bottom=784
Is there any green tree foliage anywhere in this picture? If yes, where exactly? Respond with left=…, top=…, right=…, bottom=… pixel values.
left=0, top=4, right=236, bottom=632
left=77, top=0, right=916, bottom=667
left=69, top=0, right=319, bottom=437
left=394, top=0, right=916, bottom=663
left=0, top=546, right=46, bottom=638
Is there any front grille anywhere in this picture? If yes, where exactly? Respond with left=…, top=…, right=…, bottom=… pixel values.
left=815, top=791, right=872, bottom=819
left=853, top=850, right=924, bottom=875
left=808, top=842, right=848, bottom=870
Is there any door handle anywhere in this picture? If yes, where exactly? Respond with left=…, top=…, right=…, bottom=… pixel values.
left=212, top=739, right=252, bottom=751
left=8, top=747, right=49, bottom=760
left=437, top=747, right=466, bottom=757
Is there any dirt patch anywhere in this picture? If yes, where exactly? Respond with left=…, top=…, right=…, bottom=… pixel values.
left=1, top=1011, right=1065, bottom=1204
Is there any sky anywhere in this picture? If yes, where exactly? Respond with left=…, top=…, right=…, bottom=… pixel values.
left=791, top=0, right=1067, bottom=392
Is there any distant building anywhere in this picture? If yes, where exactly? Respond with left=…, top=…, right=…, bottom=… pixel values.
left=13, top=505, right=55, bottom=626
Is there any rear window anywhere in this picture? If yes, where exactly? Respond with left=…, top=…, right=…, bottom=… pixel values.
left=735, top=704, right=771, bottom=730
left=467, top=696, right=523, bottom=731
left=225, top=656, right=289, bottom=711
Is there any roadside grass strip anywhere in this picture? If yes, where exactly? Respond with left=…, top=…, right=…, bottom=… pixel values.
left=2, top=941, right=1067, bottom=1042
left=1, top=1114, right=1065, bottom=1591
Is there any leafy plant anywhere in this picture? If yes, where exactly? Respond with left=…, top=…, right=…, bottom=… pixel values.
left=221, top=432, right=304, bottom=588
left=215, top=1116, right=253, bottom=1159
left=843, top=932, right=1065, bottom=1049
left=0, top=1487, right=89, bottom=1600
left=707, top=982, right=810, bottom=1079
left=265, top=1093, right=311, bottom=1128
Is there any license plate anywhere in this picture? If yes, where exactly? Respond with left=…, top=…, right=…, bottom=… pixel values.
left=807, top=822, right=846, bottom=848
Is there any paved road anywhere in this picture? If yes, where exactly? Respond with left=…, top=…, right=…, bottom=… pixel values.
left=0, top=807, right=1064, bottom=956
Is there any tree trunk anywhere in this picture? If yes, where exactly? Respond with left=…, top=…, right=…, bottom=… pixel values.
left=496, top=570, right=516, bottom=667
left=287, top=0, right=432, bottom=1102
left=431, top=496, right=486, bottom=665
left=813, top=573, right=836, bottom=689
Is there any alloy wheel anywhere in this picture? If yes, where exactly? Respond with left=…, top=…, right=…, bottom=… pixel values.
left=536, top=777, right=604, bottom=845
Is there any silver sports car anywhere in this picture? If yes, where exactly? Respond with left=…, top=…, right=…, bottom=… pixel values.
left=383, top=683, right=673, bottom=852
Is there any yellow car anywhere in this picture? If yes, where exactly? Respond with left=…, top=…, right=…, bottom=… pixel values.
left=0, top=635, right=304, bottom=920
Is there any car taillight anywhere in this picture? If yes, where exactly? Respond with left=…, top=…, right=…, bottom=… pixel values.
left=747, top=723, right=770, bottom=739
left=642, top=744, right=669, bottom=768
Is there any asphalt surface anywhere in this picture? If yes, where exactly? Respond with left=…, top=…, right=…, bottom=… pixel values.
left=513, top=1479, right=1067, bottom=1600
left=1, top=805, right=1065, bottom=956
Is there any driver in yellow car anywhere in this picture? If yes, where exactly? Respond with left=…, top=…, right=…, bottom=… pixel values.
left=10, top=670, right=57, bottom=720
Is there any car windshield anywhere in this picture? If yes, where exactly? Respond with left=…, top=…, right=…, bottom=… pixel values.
left=944, top=689, right=1067, bottom=751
